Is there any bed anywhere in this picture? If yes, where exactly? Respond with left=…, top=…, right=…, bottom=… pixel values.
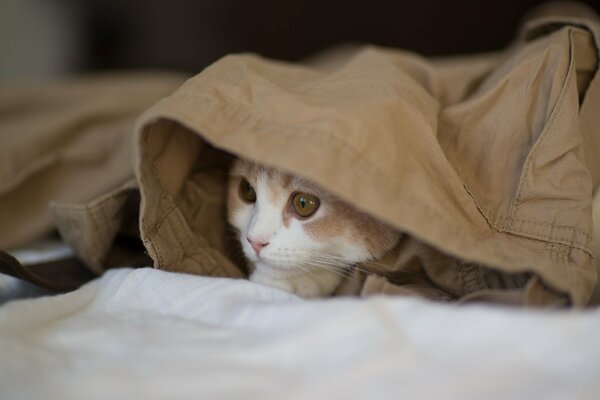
left=2, top=6, right=600, bottom=400
left=2, top=267, right=600, bottom=400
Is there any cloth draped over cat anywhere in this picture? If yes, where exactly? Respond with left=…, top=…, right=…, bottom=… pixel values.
left=1, top=11, right=600, bottom=306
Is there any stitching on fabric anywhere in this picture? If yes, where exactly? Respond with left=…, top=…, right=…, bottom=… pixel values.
left=170, top=206, right=219, bottom=275
left=546, top=242, right=569, bottom=261
left=486, top=210, right=591, bottom=252
left=165, top=215, right=187, bottom=269
left=134, top=115, right=164, bottom=267
left=507, top=226, right=590, bottom=253
left=142, top=120, right=222, bottom=273
left=489, top=209, right=592, bottom=238
left=145, top=122, right=194, bottom=245
left=140, top=123, right=170, bottom=266
left=165, top=179, right=219, bottom=274
left=506, top=217, right=592, bottom=237
left=509, top=28, right=576, bottom=223
left=145, top=236, right=162, bottom=267
left=470, top=205, right=591, bottom=251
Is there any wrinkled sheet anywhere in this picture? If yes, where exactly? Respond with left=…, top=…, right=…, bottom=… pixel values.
left=1, top=268, right=599, bottom=400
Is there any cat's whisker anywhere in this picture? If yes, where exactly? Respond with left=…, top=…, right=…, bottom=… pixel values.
left=310, top=262, right=352, bottom=273
left=268, top=256, right=338, bottom=282
left=296, top=256, right=346, bottom=269
left=316, top=265, right=351, bottom=273
left=361, top=261, right=428, bottom=278
left=300, top=252, right=356, bottom=265
left=297, top=250, right=429, bottom=278
left=287, top=249, right=343, bottom=260
left=300, top=260, right=356, bottom=279
left=310, top=267, right=352, bottom=280
left=270, top=251, right=351, bottom=280
left=309, top=265, right=352, bottom=281
left=293, top=263, right=327, bottom=285
left=308, top=257, right=352, bottom=269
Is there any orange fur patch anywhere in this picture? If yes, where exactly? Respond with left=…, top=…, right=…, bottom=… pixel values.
left=304, top=196, right=398, bottom=258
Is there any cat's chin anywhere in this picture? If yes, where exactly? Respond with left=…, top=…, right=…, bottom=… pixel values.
left=249, top=263, right=342, bottom=298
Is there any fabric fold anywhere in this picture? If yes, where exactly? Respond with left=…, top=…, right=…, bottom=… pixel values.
left=133, top=18, right=600, bottom=305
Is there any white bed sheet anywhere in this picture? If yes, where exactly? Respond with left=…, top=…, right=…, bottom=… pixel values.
left=1, top=267, right=599, bottom=400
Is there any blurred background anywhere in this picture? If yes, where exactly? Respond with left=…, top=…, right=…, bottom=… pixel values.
left=1, top=0, right=599, bottom=81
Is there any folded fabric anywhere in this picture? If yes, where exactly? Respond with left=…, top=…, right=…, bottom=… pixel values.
left=131, top=15, right=600, bottom=305
left=2, top=12, right=600, bottom=306
left=0, top=73, right=186, bottom=249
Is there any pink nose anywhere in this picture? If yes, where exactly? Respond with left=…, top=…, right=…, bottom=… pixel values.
left=247, top=238, right=269, bottom=255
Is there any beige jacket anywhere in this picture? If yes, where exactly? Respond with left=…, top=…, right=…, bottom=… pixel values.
left=1, top=14, right=599, bottom=306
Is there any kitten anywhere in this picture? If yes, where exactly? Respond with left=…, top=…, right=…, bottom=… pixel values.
left=227, top=158, right=400, bottom=298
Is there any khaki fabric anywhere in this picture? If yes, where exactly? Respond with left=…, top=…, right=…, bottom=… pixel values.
left=133, top=16, right=600, bottom=306
left=2, top=13, right=600, bottom=306
left=0, top=73, right=186, bottom=249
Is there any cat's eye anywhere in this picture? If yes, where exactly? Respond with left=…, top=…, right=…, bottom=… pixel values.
left=291, top=192, right=320, bottom=218
left=238, top=178, right=256, bottom=203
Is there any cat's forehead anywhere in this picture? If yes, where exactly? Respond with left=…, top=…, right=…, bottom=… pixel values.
left=231, top=159, right=324, bottom=195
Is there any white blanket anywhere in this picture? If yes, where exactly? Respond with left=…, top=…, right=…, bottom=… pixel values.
left=1, top=268, right=600, bottom=400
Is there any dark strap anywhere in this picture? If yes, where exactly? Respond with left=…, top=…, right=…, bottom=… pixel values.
left=0, top=250, right=96, bottom=292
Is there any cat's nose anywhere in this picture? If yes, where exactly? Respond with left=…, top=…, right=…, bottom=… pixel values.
left=247, top=237, right=269, bottom=256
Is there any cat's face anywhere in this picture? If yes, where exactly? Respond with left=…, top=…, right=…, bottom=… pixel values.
left=227, top=159, right=399, bottom=289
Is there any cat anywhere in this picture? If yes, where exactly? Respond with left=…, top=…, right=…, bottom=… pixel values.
left=227, top=158, right=400, bottom=298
